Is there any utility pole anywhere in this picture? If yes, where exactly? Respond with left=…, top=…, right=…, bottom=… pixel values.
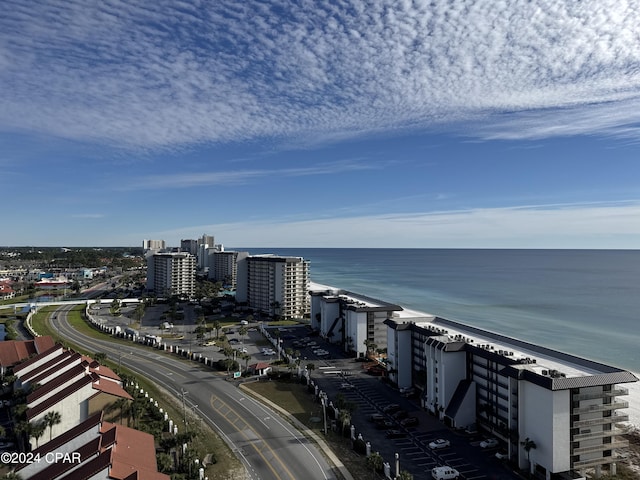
left=180, top=388, right=188, bottom=428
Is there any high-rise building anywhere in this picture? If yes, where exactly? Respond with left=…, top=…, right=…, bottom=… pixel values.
left=180, top=239, right=198, bottom=255
left=142, top=239, right=165, bottom=252
left=196, top=234, right=216, bottom=272
left=237, top=255, right=310, bottom=319
left=208, top=251, right=248, bottom=289
left=146, top=252, right=196, bottom=298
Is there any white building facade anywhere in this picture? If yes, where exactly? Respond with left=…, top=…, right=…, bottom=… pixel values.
left=310, top=288, right=402, bottom=357
left=208, top=250, right=248, bottom=289
left=237, top=255, right=310, bottom=319
left=385, top=317, right=636, bottom=479
left=146, top=252, right=196, bottom=298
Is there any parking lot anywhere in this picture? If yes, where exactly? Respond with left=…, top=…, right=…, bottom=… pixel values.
left=271, top=326, right=520, bottom=480
left=98, top=308, right=520, bottom=480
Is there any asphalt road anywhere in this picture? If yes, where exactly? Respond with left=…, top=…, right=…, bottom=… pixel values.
left=50, top=305, right=338, bottom=480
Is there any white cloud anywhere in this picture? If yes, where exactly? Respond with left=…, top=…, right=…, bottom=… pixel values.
left=124, top=159, right=383, bottom=189
left=2, top=0, right=640, bottom=150
left=150, top=201, right=640, bottom=249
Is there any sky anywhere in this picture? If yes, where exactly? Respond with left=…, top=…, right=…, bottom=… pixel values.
left=2, top=0, right=640, bottom=249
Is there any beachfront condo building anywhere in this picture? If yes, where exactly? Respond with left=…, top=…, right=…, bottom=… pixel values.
left=142, top=239, right=165, bottom=253
left=236, top=254, right=310, bottom=319
left=208, top=250, right=249, bottom=289
left=310, top=287, right=402, bottom=357
left=146, top=252, right=196, bottom=298
left=385, top=315, right=637, bottom=479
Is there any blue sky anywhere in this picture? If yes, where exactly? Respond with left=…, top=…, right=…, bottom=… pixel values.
left=2, top=0, right=640, bottom=248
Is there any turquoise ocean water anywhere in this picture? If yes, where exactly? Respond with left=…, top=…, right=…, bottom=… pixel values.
left=239, top=248, right=640, bottom=373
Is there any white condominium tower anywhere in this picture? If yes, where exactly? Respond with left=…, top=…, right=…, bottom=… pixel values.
left=237, top=255, right=310, bottom=319
left=146, top=252, right=196, bottom=298
left=209, top=251, right=249, bottom=289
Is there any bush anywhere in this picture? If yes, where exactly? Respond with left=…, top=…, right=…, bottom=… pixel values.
left=353, top=438, right=367, bottom=455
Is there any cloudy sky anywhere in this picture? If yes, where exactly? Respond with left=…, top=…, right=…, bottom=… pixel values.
left=2, top=0, right=640, bottom=248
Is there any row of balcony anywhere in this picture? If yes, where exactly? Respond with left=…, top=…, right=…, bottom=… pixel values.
left=572, top=387, right=628, bottom=401
left=573, top=400, right=629, bottom=415
left=573, top=427, right=625, bottom=441
left=572, top=413, right=629, bottom=428
left=573, top=439, right=628, bottom=455
left=573, top=455, right=615, bottom=469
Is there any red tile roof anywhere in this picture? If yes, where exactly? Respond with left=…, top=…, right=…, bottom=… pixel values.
left=101, top=422, right=170, bottom=480
left=92, top=377, right=133, bottom=400
left=12, top=341, right=60, bottom=373
left=0, top=336, right=56, bottom=368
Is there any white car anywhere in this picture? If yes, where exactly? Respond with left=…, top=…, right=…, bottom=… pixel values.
left=263, top=349, right=276, bottom=356
left=429, top=439, right=451, bottom=450
left=236, top=347, right=248, bottom=353
left=431, top=466, right=459, bottom=480
left=240, top=320, right=249, bottom=325
left=480, top=438, right=499, bottom=449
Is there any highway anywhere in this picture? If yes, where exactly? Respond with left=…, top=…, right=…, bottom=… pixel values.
left=50, top=305, right=338, bottom=480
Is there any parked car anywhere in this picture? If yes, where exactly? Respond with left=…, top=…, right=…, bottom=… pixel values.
left=228, top=338, right=240, bottom=344
left=495, top=450, right=509, bottom=460
left=480, top=438, right=499, bottom=449
left=393, top=410, right=408, bottom=420
left=239, top=320, right=249, bottom=325
left=376, top=420, right=395, bottom=430
left=385, top=430, right=407, bottom=439
left=369, top=414, right=386, bottom=423
left=382, top=404, right=401, bottom=413
left=400, top=417, right=419, bottom=427
left=339, top=383, right=354, bottom=390
left=431, top=466, right=459, bottom=480
left=429, top=439, right=451, bottom=450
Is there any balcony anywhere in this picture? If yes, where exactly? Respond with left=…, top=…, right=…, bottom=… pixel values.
left=573, top=387, right=629, bottom=401
left=573, top=400, right=629, bottom=414
left=573, top=413, right=629, bottom=428
left=573, top=455, right=615, bottom=469
left=573, top=439, right=628, bottom=455
left=573, top=428, right=625, bottom=441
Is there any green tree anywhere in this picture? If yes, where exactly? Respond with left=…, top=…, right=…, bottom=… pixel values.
left=110, top=299, right=121, bottom=316
left=238, top=326, right=248, bottom=345
left=43, top=411, right=62, bottom=441
left=133, top=302, right=145, bottom=326
left=366, top=451, right=383, bottom=479
left=520, top=437, right=537, bottom=476
left=398, top=470, right=414, bottom=480
left=31, top=420, right=46, bottom=448
left=94, top=352, right=108, bottom=364
left=212, top=319, right=222, bottom=339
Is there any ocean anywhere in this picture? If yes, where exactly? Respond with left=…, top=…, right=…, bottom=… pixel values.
left=239, top=248, right=640, bottom=425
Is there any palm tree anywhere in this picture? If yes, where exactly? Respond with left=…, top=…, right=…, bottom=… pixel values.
left=212, top=320, right=222, bottom=339
left=337, top=408, right=351, bottom=437
left=238, top=326, right=248, bottom=345
left=31, top=420, right=46, bottom=448
left=43, top=411, right=62, bottom=441
left=398, top=471, right=413, bottom=480
left=520, top=437, right=537, bottom=476
left=133, top=302, right=145, bottom=326
left=366, top=451, right=383, bottom=479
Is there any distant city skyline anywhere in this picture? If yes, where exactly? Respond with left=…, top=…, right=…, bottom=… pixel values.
left=1, top=1, right=640, bottom=248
